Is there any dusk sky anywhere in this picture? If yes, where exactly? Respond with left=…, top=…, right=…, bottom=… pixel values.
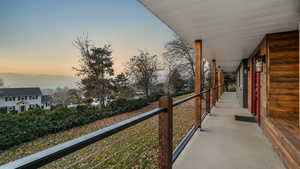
left=0, top=0, right=174, bottom=76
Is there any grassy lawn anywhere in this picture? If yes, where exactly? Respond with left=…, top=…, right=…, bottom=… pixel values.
left=0, top=94, right=197, bottom=169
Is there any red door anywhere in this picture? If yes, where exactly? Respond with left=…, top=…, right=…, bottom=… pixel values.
left=251, top=58, right=261, bottom=124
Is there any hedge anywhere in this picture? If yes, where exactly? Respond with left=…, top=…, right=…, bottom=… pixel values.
left=0, top=91, right=191, bottom=150
left=0, top=98, right=148, bottom=150
left=227, top=85, right=236, bottom=92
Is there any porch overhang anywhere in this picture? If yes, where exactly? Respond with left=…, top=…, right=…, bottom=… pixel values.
left=138, top=0, right=300, bottom=72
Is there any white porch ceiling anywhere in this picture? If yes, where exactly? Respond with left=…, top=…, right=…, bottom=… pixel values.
left=138, top=0, right=300, bottom=72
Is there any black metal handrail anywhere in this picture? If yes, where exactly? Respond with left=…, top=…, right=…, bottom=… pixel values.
left=0, top=90, right=212, bottom=169
left=173, top=90, right=208, bottom=107
left=0, top=108, right=165, bottom=169
left=173, top=94, right=199, bottom=107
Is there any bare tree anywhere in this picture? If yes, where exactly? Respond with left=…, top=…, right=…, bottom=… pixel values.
left=163, top=51, right=179, bottom=93
left=164, top=36, right=211, bottom=90
left=169, top=68, right=185, bottom=91
left=126, top=51, right=159, bottom=98
left=73, top=36, right=114, bottom=107
left=67, top=88, right=82, bottom=105
left=164, top=36, right=195, bottom=79
left=53, top=87, right=70, bottom=106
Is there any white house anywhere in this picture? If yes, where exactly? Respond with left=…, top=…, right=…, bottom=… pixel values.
left=41, top=95, right=52, bottom=110
left=0, top=87, right=43, bottom=113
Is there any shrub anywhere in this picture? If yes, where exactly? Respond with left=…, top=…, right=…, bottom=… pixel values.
left=106, top=98, right=148, bottom=113
left=0, top=107, right=7, bottom=114
left=0, top=106, right=103, bottom=150
left=227, top=85, right=236, bottom=92
left=10, top=110, right=18, bottom=114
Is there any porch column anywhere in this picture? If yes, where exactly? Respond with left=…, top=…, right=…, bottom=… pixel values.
left=194, top=40, right=203, bottom=128
left=212, top=59, right=216, bottom=106
left=223, top=70, right=225, bottom=94
left=215, top=66, right=219, bottom=101
left=221, top=69, right=224, bottom=94
left=218, top=66, right=221, bottom=98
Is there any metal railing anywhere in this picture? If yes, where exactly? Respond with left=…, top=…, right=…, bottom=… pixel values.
left=0, top=88, right=222, bottom=169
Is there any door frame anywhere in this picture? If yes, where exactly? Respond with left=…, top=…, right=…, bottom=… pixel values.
left=251, top=56, right=261, bottom=124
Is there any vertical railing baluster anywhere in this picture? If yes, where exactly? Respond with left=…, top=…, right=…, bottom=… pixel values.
left=159, top=96, right=173, bottom=169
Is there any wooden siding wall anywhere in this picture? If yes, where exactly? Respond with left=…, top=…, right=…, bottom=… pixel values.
left=242, top=30, right=299, bottom=169
left=267, top=31, right=299, bottom=121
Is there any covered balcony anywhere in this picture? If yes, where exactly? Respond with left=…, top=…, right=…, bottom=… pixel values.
left=0, top=0, right=299, bottom=169
left=139, top=0, right=300, bottom=168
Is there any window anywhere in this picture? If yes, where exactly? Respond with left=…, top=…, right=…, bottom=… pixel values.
left=13, top=97, right=15, bottom=101
left=18, top=96, right=21, bottom=101
left=5, top=97, right=8, bottom=102
left=25, top=96, right=27, bottom=100
left=29, top=96, right=32, bottom=100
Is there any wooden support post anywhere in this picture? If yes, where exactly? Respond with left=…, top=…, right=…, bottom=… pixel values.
left=223, top=71, right=225, bottom=93
left=221, top=69, right=223, bottom=96
left=212, top=59, right=216, bottom=106
left=194, top=40, right=203, bottom=128
left=222, top=70, right=225, bottom=94
left=218, top=66, right=221, bottom=99
left=159, top=96, right=173, bottom=169
left=216, top=68, right=219, bottom=101
left=206, top=89, right=211, bottom=113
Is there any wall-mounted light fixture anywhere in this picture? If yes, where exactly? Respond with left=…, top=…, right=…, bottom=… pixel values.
left=244, top=68, right=248, bottom=74
left=242, top=59, right=249, bottom=75
left=255, top=55, right=265, bottom=72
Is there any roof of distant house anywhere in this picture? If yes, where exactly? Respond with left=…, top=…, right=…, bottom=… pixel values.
left=0, top=87, right=42, bottom=97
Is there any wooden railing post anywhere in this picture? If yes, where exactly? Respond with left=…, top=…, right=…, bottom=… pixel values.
left=211, top=59, right=216, bottom=106
left=215, top=68, right=219, bottom=102
left=206, top=89, right=211, bottom=114
left=217, top=66, right=221, bottom=99
left=194, top=40, right=203, bottom=128
left=221, top=69, right=224, bottom=95
left=159, top=96, right=173, bottom=169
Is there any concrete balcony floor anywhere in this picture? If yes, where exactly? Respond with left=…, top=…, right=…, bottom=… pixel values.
left=173, top=92, right=286, bottom=169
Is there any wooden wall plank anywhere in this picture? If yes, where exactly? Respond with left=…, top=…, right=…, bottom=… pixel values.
left=267, top=31, right=299, bottom=120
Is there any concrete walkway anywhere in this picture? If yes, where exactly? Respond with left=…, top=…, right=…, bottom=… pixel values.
left=173, top=92, right=286, bottom=169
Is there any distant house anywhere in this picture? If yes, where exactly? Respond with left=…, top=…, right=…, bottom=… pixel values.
left=0, top=87, right=43, bottom=113
left=41, top=95, right=53, bottom=110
